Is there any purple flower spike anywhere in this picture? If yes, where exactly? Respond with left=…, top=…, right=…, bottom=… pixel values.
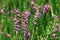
left=14, top=9, right=21, bottom=34
left=30, top=0, right=37, bottom=10
left=34, top=10, right=40, bottom=20
left=15, top=9, right=20, bottom=14
left=8, top=10, right=12, bottom=15
left=31, top=6, right=36, bottom=10
left=38, top=5, right=41, bottom=9
left=25, top=31, right=30, bottom=40
left=22, top=11, right=30, bottom=40
left=45, top=4, right=50, bottom=10
left=43, top=8, right=47, bottom=13
left=25, top=11, right=30, bottom=17
left=43, top=4, right=50, bottom=13
left=0, top=4, right=6, bottom=14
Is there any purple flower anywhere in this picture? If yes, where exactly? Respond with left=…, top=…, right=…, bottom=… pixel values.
left=43, top=8, right=46, bottom=13
left=30, top=0, right=37, bottom=10
left=0, top=4, right=6, bottom=14
left=25, top=31, right=30, bottom=40
left=0, top=9, right=4, bottom=14
left=8, top=10, right=12, bottom=15
left=3, top=4, right=6, bottom=8
left=33, top=10, right=40, bottom=25
left=6, top=34, right=11, bottom=38
left=43, top=4, right=50, bottom=13
left=52, top=33, right=58, bottom=39
left=14, top=9, right=21, bottom=34
left=34, top=10, right=40, bottom=20
left=22, top=11, right=30, bottom=40
left=0, top=30, right=2, bottom=34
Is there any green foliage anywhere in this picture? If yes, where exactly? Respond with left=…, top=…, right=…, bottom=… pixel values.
left=0, top=0, right=60, bottom=40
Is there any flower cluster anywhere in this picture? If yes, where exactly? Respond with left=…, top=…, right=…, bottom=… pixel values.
left=14, top=9, right=21, bottom=34
left=52, top=27, right=58, bottom=39
left=0, top=4, right=6, bottom=14
left=33, top=10, right=40, bottom=25
left=43, top=4, right=50, bottom=13
left=52, top=23, right=60, bottom=39
left=30, top=0, right=41, bottom=10
left=22, top=11, right=30, bottom=40
left=34, top=10, right=40, bottom=20
left=8, top=10, right=12, bottom=15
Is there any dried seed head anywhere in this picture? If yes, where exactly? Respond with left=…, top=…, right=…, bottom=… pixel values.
left=6, top=34, right=11, bottom=38
left=31, top=0, right=35, bottom=5
left=52, top=33, right=58, bottom=39
left=45, top=4, right=50, bottom=10
left=57, top=23, right=60, bottom=29
left=33, top=21, right=37, bottom=25
left=22, top=11, right=30, bottom=40
left=52, top=27, right=58, bottom=33
left=14, top=9, right=21, bottom=34
left=43, top=37, right=47, bottom=40
left=0, top=30, right=2, bottom=34
left=52, top=15, right=58, bottom=19
left=31, top=6, right=36, bottom=10
left=34, top=10, right=40, bottom=20
left=25, top=31, right=30, bottom=40
left=25, top=11, right=30, bottom=17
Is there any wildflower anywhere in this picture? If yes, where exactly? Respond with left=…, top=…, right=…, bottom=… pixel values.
left=33, top=9, right=40, bottom=25
left=52, top=15, right=58, bottom=19
left=14, top=9, right=21, bottom=34
left=22, top=11, right=30, bottom=40
left=0, top=9, right=4, bottom=13
left=8, top=10, right=12, bottom=15
left=43, top=4, right=50, bottom=13
left=25, top=31, right=30, bottom=40
left=31, top=0, right=35, bottom=5
left=3, top=16, right=6, bottom=18
left=0, top=4, right=6, bottom=14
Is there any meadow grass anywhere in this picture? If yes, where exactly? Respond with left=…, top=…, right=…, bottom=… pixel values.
left=0, top=0, right=60, bottom=40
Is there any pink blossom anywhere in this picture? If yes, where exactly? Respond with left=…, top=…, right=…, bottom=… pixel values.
left=1, top=9, right=4, bottom=13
